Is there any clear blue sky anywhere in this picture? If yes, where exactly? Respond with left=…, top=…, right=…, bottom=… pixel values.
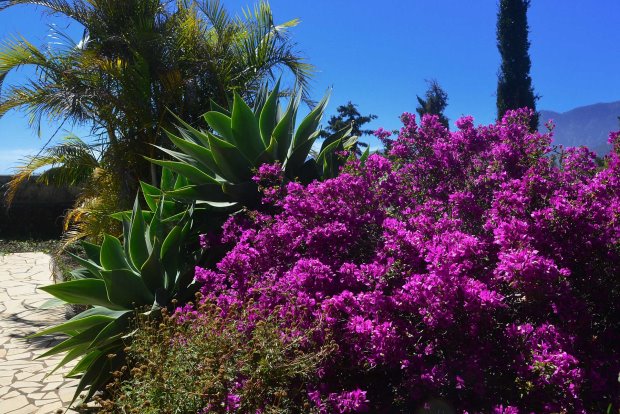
left=1, top=0, right=619, bottom=172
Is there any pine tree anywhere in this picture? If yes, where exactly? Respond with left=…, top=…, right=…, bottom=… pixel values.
left=320, top=102, right=377, bottom=138
left=319, top=102, right=377, bottom=153
left=416, top=79, right=449, bottom=129
left=496, top=0, right=539, bottom=130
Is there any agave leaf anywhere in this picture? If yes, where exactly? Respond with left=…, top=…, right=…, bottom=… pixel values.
left=272, top=92, right=300, bottom=161
left=152, top=145, right=201, bottom=166
left=292, top=91, right=329, bottom=150
left=296, top=159, right=319, bottom=185
left=37, top=324, right=103, bottom=359
left=259, top=79, right=281, bottom=147
left=128, top=196, right=149, bottom=269
left=29, top=315, right=115, bottom=338
left=80, top=241, right=101, bottom=265
left=165, top=184, right=230, bottom=203
left=70, top=351, right=109, bottom=406
left=204, top=111, right=235, bottom=144
left=200, top=201, right=241, bottom=213
left=168, top=111, right=211, bottom=146
left=39, top=298, right=66, bottom=309
left=222, top=182, right=260, bottom=205
left=139, top=181, right=161, bottom=211
left=360, top=145, right=370, bottom=165
left=67, top=253, right=102, bottom=278
left=100, top=235, right=130, bottom=271
left=320, top=124, right=353, bottom=153
left=173, top=174, right=188, bottom=190
left=146, top=158, right=219, bottom=185
left=69, top=306, right=131, bottom=321
left=253, top=82, right=269, bottom=115
left=161, top=211, right=187, bottom=224
left=101, top=269, right=155, bottom=308
left=39, top=279, right=122, bottom=310
left=317, top=136, right=343, bottom=165
left=207, top=132, right=253, bottom=182
left=209, top=99, right=230, bottom=116
left=140, top=240, right=164, bottom=295
left=148, top=197, right=164, bottom=246
left=160, top=226, right=183, bottom=290
left=165, top=130, right=220, bottom=173
left=178, top=126, right=210, bottom=148
left=255, top=135, right=278, bottom=166
left=45, top=343, right=90, bottom=377
left=160, top=166, right=175, bottom=192
left=69, top=268, right=94, bottom=280
left=66, top=349, right=102, bottom=378
left=342, top=135, right=359, bottom=150
left=109, top=211, right=130, bottom=222
left=285, top=131, right=320, bottom=177
left=231, top=91, right=264, bottom=160
left=87, top=313, right=131, bottom=351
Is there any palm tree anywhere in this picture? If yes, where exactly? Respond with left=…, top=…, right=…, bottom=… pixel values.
left=4, top=135, right=122, bottom=243
left=0, top=0, right=313, bottom=239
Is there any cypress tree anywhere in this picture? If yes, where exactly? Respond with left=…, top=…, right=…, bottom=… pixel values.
left=496, top=0, right=539, bottom=130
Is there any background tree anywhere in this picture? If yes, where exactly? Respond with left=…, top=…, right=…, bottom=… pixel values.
left=416, top=79, right=449, bottom=129
left=319, top=101, right=377, bottom=152
left=0, top=0, right=313, bottom=240
left=496, top=0, right=539, bottom=130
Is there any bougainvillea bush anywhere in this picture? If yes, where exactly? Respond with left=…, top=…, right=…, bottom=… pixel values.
left=180, top=109, right=620, bottom=413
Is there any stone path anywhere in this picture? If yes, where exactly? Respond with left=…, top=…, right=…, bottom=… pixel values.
left=0, top=252, right=79, bottom=413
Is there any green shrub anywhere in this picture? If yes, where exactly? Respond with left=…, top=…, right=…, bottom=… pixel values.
left=97, top=299, right=335, bottom=414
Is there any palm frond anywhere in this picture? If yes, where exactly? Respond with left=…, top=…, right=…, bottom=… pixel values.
left=4, top=135, right=99, bottom=206
left=0, top=0, right=91, bottom=24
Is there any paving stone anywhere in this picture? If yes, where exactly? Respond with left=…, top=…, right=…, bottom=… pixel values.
left=1, top=389, right=20, bottom=398
left=3, top=395, right=28, bottom=411
left=0, top=253, right=84, bottom=413
left=34, top=402, right=62, bottom=412
left=9, top=405, right=41, bottom=414
left=0, top=375, right=16, bottom=385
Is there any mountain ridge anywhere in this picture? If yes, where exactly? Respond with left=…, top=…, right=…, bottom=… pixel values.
left=538, top=101, right=620, bottom=155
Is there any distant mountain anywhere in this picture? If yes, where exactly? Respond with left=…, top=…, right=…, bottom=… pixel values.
left=538, top=101, right=620, bottom=155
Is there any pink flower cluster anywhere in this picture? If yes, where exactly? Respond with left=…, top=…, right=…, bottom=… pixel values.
left=192, top=109, right=620, bottom=413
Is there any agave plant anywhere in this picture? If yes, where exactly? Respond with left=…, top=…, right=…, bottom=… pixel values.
left=32, top=194, right=195, bottom=404
left=148, top=81, right=358, bottom=208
